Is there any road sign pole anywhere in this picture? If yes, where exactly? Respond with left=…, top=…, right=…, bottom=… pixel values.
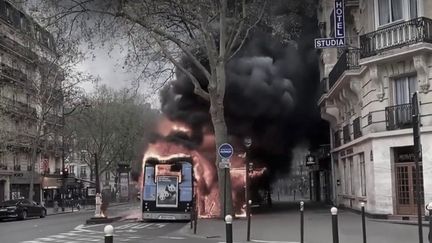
left=219, top=143, right=234, bottom=217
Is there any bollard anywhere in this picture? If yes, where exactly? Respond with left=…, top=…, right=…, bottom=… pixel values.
left=104, top=225, right=114, bottom=243
left=300, top=201, right=304, bottom=243
left=427, top=202, right=432, bottom=243
left=193, top=207, right=198, bottom=235
left=190, top=209, right=193, bottom=229
left=247, top=200, right=252, bottom=241
left=225, top=215, right=233, bottom=243
left=331, top=207, right=339, bottom=243
left=428, top=210, right=431, bottom=243
left=361, top=202, right=367, bottom=243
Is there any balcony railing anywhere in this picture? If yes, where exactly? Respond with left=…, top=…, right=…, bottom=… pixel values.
left=13, top=165, right=21, bottom=171
left=0, top=96, right=37, bottom=118
left=0, top=35, right=38, bottom=62
left=343, top=124, right=351, bottom=143
left=385, top=103, right=413, bottom=130
left=353, top=117, right=362, bottom=139
left=360, top=17, right=432, bottom=58
left=328, top=48, right=361, bottom=90
left=316, top=144, right=331, bottom=159
left=1, top=65, right=28, bottom=83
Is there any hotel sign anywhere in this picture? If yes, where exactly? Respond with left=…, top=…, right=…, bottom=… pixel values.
left=314, top=0, right=345, bottom=49
left=334, top=0, right=345, bottom=38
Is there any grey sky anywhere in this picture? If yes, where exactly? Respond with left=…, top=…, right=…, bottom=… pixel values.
left=76, top=46, right=163, bottom=108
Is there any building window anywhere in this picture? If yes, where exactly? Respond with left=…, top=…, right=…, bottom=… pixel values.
left=393, top=76, right=417, bottom=105
left=377, top=0, right=417, bottom=26
left=348, top=156, right=354, bottom=195
left=359, top=153, right=367, bottom=196
left=13, top=153, right=20, bottom=171
left=80, top=166, right=87, bottom=178
left=342, top=158, right=348, bottom=194
left=69, top=165, right=75, bottom=175
left=410, top=0, right=418, bottom=18
left=105, top=171, right=110, bottom=181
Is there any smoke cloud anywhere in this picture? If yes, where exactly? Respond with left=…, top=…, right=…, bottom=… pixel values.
left=159, top=23, right=323, bottom=177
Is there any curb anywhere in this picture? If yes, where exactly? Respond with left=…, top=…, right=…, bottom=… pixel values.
left=46, top=202, right=133, bottom=216
left=370, top=218, right=431, bottom=227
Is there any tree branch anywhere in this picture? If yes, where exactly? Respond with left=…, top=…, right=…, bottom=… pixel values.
left=151, top=33, right=210, bottom=101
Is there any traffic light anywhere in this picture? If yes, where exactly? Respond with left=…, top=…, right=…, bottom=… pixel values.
left=62, top=168, right=69, bottom=178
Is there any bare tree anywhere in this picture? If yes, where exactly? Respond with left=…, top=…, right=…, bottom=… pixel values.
left=26, top=22, right=93, bottom=202
left=30, top=0, right=318, bottom=215
left=67, top=85, right=158, bottom=194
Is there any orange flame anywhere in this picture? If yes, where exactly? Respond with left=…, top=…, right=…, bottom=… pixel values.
left=142, top=117, right=267, bottom=218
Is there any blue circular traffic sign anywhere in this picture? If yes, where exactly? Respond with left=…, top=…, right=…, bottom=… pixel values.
left=218, top=143, right=234, bottom=159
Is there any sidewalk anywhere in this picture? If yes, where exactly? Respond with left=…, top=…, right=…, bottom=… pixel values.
left=182, top=201, right=430, bottom=243
left=46, top=201, right=131, bottom=216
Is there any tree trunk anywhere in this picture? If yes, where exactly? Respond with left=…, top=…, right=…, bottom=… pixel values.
left=29, top=130, right=41, bottom=202
left=209, top=63, right=232, bottom=217
left=28, top=142, right=38, bottom=202
left=94, top=153, right=100, bottom=193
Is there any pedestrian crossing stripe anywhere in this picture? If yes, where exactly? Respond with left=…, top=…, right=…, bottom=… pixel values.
left=21, top=222, right=168, bottom=243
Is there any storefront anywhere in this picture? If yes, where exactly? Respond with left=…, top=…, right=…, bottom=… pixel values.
left=10, top=171, right=41, bottom=202
left=0, top=174, right=11, bottom=202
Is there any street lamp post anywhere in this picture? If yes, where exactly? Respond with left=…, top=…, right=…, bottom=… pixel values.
left=244, top=137, right=252, bottom=241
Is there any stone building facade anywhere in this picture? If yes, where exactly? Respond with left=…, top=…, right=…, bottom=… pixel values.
left=0, top=0, right=63, bottom=203
left=318, top=0, right=432, bottom=217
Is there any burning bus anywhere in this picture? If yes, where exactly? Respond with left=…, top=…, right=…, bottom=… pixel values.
left=141, top=154, right=195, bottom=221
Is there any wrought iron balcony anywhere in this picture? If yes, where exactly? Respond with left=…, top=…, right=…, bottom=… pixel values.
left=1, top=64, right=29, bottom=84
left=328, top=48, right=360, bottom=91
left=385, top=103, right=413, bottom=130
left=360, top=17, right=432, bottom=58
left=0, top=96, right=37, bottom=118
left=0, top=35, right=38, bottom=62
left=353, top=117, right=362, bottom=139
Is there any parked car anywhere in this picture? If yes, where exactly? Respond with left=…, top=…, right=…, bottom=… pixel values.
left=0, top=199, right=46, bottom=220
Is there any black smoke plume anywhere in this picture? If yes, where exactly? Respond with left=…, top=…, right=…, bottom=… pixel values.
left=159, top=2, right=327, bottom=178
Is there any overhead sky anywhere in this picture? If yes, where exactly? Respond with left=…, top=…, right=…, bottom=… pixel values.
left=76, top=45, right=162, bottom=108
left=76, top=46, right=134, bottom=91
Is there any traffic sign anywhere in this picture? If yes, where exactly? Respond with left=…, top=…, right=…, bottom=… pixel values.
left=218, top=143, right=234, bottom=159
left=219, top=159, right=231, bottom=169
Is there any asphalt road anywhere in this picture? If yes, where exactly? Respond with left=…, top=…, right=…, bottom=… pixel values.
left=0, top=204, right=214, bottom=243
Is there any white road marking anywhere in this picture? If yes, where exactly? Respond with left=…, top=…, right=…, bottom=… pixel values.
left=21, top=221, right=167, bottom=243
left=160, top=236, right=186, bottom=240
left=252, top=240, right=300, bottom=243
